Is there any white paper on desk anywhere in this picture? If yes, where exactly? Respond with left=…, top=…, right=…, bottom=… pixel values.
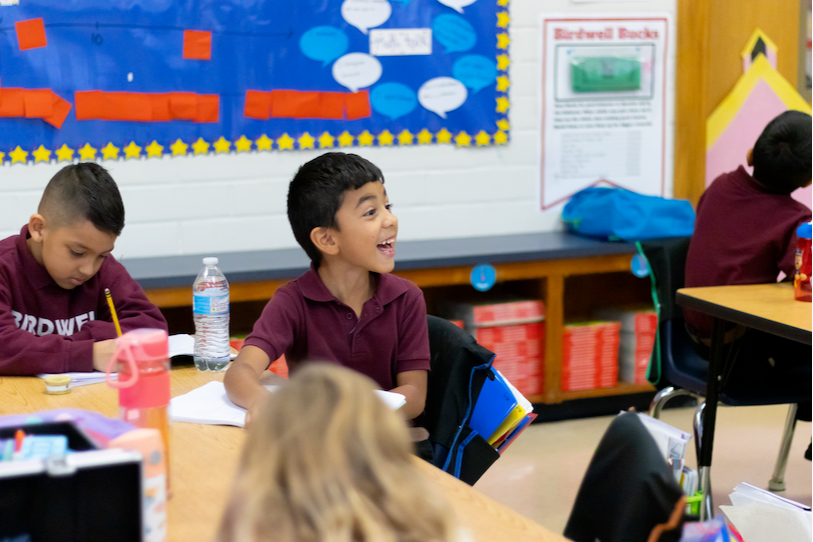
left=168, top=334, right=237, bottom=359
left=170, top=381, right=406, bottom=427
left=720, top=501, right=812, bottom=542
left=37, top=372, right=117, bottom=388
left=730, top=481, right=812, bottom=511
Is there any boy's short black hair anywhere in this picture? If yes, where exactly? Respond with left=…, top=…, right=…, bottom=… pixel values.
left=39, top=163, right=125, bottom=236
left=287, top=152, right=384, bottom=265
left=752, top=110, right=812, bottom=194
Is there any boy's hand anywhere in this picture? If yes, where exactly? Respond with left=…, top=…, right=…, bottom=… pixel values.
left=224, top=345, right=274, bottom=427
left=92, top=339, right=118, bottom=372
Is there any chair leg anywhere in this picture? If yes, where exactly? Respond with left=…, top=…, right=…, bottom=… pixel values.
left=698, top=466, right=713, bottom=521
left=650, top=386, right=695, bottom=419
left=768, top=404, right=799, bottom=492
left=693, top=401, right=714, bottom=520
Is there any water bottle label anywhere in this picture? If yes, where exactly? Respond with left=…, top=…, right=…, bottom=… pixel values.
left=193, top=293, right=229, bottom=315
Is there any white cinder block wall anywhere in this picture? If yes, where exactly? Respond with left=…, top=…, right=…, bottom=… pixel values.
left=0, top=0, right=676, bottom=263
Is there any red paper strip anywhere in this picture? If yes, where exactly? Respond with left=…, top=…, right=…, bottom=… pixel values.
left=345, top=90, right=371, bottom=120
left=16, top=18, right=47, bottom=51
left=169, top=92, right=197, bottom=119
left=183, top=30, right=212, bottom=60
left=42, top=94, right=72, bottom=129
left=319, top=92, right=345, bottom=120
left=0, top=88, right=26, bottom=117
left=0, top=87, right=70, bottom=128
left=194, top=94, right=219, bottom=123
left=244, top=90, right=273, bottom=120
left=74, top=91, right=219, bottom=123
left=23, top=89, right=53, bottom=117
left=244, top=89, right=372, bottom=120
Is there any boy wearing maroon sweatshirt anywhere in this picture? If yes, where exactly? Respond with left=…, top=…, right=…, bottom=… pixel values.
left=0, top=163, right=167, bottom=375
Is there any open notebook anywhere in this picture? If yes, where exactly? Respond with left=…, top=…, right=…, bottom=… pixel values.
left=170, top=381, right=406, bottom=427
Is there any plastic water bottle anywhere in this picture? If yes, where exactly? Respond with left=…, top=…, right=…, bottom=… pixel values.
left=193, top=257, right=230, bottom=371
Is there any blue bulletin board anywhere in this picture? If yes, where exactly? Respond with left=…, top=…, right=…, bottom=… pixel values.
left=0, top=0, right=510, bottom=164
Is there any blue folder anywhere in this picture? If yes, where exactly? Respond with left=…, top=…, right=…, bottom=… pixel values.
left=468, top=370, right=518, bottom=441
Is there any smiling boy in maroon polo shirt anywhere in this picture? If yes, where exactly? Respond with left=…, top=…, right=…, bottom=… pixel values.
left=0, top=163, right=167, bottom=375
left=225, top=153, right=430, bottom=426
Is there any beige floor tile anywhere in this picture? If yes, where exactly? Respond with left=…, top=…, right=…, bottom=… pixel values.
left=473, top=404, right=812, bottom=535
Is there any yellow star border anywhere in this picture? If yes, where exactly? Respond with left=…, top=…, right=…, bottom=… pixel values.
left=377, top=130, right=394, bottom=146
left=146, top=141, right=164, bottom=158
left=55, top=144, right=74, bottom=162
left=9, top=146, right=28, bottom=164
left=213, top=137, right=231, bottom=154
left=357, top=131, right=375, bottom=146
left=78, top=143, right=97, bottom=161
left=318, top=132, right=335, bottom=148
left=101, top=142, right=120, bottom=161
left=123, top=141, right=142, bottom=160
left=170, top=139, right=188, bottom=156
left=235, top=135, right=252, bottom=153
left=338, top=131, right=354, bottom=147
left=275, top=134, right=292, bottom=150
left=397, top=130, right=414, bottom=146
left=32, top=145, right=51, bottom=163
left=298, top=132, right=315, bottom=150
left=192, top=138, right=210, bottom=155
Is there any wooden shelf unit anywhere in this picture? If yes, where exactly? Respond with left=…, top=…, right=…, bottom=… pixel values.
left=143, top=245, right=656, bottom=405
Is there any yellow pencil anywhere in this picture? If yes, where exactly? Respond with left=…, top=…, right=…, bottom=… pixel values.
left=105, top=288, right=123, bottom=337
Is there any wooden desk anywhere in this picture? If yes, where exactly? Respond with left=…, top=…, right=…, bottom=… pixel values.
left=676, top=283, right=812, bottom=345
left=676, top=283, right=812, bottom=518
left=0, top=368, right=566, bottom=542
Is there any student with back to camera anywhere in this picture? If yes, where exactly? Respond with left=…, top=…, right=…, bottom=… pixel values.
left=684, top=110, right=812, bottom=446
left=0, top=163, right=168, bottom=375
left=217, top=363, right=468, bottom=542
left=224, top=152, right=431, bottom=442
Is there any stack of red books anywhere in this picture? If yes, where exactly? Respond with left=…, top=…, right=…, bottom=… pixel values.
left=561, top=321, right=620, bottom=391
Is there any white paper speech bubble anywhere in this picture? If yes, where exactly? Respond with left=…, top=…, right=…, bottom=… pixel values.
left=341, top=0, right=392, bottom=35
left=332, top=52, right=383, bottom=93
left=418, top=77, right=468, bottom=119
left=437, top=0, right=477, bottom=14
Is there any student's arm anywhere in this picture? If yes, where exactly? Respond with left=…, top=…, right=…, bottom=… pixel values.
left=224, top=345, right=274, bottom=425
left=391, top=369, right=428, bottom=420
left=0, top=287, right=96, bottom=375
left=391, top=283, right=431, bottom=419
left=226, top=288, right=298, bottom=424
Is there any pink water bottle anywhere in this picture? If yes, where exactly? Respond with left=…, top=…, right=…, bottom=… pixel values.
left=794, top=222, right=811, bottom=302
left=107, top=328, right=172, bottom=492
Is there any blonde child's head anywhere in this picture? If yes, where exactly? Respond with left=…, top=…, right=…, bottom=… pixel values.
left=217, top=363, right=460, bottom=542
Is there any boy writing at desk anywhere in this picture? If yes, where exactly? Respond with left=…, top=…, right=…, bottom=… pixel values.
left=684, top=110, right=812, bottom=438
left=225, top=153, right=430, bottom=436
left=0, top=163, right=167, bottom=375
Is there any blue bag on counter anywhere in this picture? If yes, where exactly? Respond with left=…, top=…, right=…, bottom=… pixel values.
left=562, top=186, right=696, bottom=241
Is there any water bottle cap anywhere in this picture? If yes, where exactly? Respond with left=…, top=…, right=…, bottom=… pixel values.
left=203, top=257, right=219, bottom=266
left=116, top=328, right=169, bottom=362
left=797, top=222, right=812, bottom=239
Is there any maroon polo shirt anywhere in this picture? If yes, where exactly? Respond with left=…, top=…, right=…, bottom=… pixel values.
left=244, top=265, right=430, bottom=391
left=0, top=225, right=168, bottom=375
left=685, top=166, right=811, bottom=337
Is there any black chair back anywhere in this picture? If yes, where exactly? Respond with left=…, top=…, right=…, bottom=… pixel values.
left=424, top=315, right=500, bottom=485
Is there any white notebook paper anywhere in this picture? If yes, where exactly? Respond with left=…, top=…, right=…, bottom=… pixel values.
left=170, top=381, right=406, bottom=427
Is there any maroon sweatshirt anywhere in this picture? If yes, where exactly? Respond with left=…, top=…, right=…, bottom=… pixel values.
left=685, top=166, right=811, bottom=337
left=0, top=225, right=168, bottom=375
